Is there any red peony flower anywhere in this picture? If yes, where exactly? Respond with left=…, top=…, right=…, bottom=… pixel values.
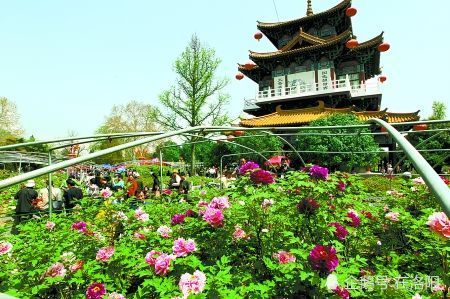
left=333, top=286, right=350, bottom=299
left=347, top=209, right=361, bottom=227
left=86, top=282, right=106, bottom=299
left=250, top=169, right=275, bottom=184
left=171, top=213, right=186, bottom=225
left=297, top=198, right=320, bottom=215
left=309, top=245, right=339, bottom=274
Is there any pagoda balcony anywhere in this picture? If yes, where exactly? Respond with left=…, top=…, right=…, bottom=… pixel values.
left=244, top=78, right=381, bottom=111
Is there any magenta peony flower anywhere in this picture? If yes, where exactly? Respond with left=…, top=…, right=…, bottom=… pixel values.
left=157, top=225, right=172, bottom=238
left=185, top=209, right=196, bottom=217
left=173, top=238, right=197, bottom=257
left=179, top=270, right=206, bottom=297
left=297, top=198, right=320, bottom=215
left=69, top=260, right=84, bottom=272
left=250, top=169, right=274, bottom=184
left=71, top=221, right=87, bottom=233
left=96, top=246, right=115, bottom=262
left=46, top=221, right=56, bottom=231
left=309, top=165, right=329, bottom=180
left=44, top=262, right=66, bottom=278
left=145, top=250, right=161, bottom=266
left=154, top=253, right=175, bottom=276
left=233, top=225, right=249, bottom=240
left=202, top=207, right=224, bottom=227
left=0, top=241, right=12, bottom=255
left=86, top=282, right=106, bottom=299
left=171, top=213, right=186, bottom=225
left=273, top=251, right=296, bottom=264
left=239, top=161, right=260, bottom=175
left=328, top=222, right=349, bottom=241
left=208, top=196, right=230, bottom=210
left=134, top=207, right=149, bottom=222
left=385, top=212, right=400, bottom=222
left=308, top=245, right=339, bottom=274
left=347, top=209, right=361, bottom=227
left=427, top=212, right=450, bottom=238
left=333, top=286, right=350, bottom=299
left=100, top=188, right=112, bottom=198
left=337, top=181, right=346, bottom=192
left=108, top=292, right=126, bottom=299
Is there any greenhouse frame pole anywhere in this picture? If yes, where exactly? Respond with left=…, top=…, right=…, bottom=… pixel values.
left=370, top=119, right=450, bottom=216
left=48, top=151, right=53, bottom=217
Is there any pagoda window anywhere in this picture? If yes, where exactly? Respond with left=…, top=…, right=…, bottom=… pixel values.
left=278, top=34, right=291, bottom=48
left=301, top=59, right=315, bottom=72
left=307, top=27, right=318, bottom=36
left=319, top=24, right=336, bottom=38
left=336, top=62, right=360, bottom=88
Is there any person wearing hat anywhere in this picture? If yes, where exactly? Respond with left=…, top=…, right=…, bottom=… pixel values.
left=12, top=179, right=38, bottom=234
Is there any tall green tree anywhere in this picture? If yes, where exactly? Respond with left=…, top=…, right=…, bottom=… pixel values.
left=152, top=34, right=230, bottom=174
left=295, top=114, right=380, bottom=171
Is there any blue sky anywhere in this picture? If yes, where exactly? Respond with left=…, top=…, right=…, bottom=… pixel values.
left=1, top=0, right=449, bottom=139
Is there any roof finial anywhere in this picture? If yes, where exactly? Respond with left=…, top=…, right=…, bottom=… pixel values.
left=306, top=0, right=313, bottom=16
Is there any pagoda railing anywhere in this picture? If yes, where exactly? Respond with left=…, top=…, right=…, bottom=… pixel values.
left=254, top=78, right=380, bottom=104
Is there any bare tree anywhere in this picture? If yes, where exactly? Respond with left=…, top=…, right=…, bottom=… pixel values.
left=152, top=34, right=230, bottom=173
left=0, top=97, right=24, bottom=140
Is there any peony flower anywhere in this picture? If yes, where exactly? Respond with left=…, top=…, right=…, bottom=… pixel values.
left=145, top=250, right=161, bottom=266
left=273, top=251, right=296, bottom=264
left=347, top=209, right=361, bottom=227
left=297, top=198, right=320, bottom=215
left=100, top=188, right=112, bottom=198
left=184, top=209, right=196, bottom=217
left=96, top=246, right=115, bottom=262
left=179, top=270, right=206, bottom=297
left=134, top=207, right=149, bottom=222
left=43, top=262, right=66, bottom=278
left=46, top=221, right=56, bottom=231
left=157, top=225, right=172, bottom=238
left=133, top=232, right=146, bottom=240
left=326, top=274, right=339, bottom=290
left=0, top=241, right=13, bottom=255
left=171, top=213, right=186, bottom=225
left=154, top=253, right=175, bottom=276
left=197, top=200, right=209, bottom=208
left=233, top=225, right=249, bottom=240
left=162, top=189, right=172, bottom=195
left=86, top=282, right=106, bottom=299
left=108, top=293, right=126, bottom=299
left=309, top=245, right=339, bottom=274
left=413, top=177, right=425, bottom=185
left=60, top=252, right=76, bottom=264
left=69, top=260, right=84, bottom=272
left=202, top=207, right=224, bottom=227
left=261, top=199, right=274, bottom=210
left=208, top=196, right=230, bottom=210
left=71, top=221, right=87, bottom=233
left=385, top=212, right=400, bottom=222
left=328, top=222, right=349, bottom=241
left=377, top=240, right=382, bottom=246
left=333, top=286, right=350, bottom=299
left=441, top=176, right=450, bottom=185
left=173, top=238, right=197, bottom=257
left=250, top=169, right=274, bottom=184
left=239, top=161, right=260, bottom=175
left=412, top=294, right=422, bottom=299
left=337, top=181, right=346, bottom=192
left=115, top=211, right=128, bottom=221
left=427, top=212, right=450, bottom=238
left=309, top=165, right=329, bottom=180
left=361, top=210, right=373, bottom=220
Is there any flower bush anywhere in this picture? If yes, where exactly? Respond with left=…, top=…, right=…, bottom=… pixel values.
left=0, top=169, right=449, bottom=298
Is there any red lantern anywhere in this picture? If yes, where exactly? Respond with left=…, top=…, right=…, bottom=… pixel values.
left=381, top=127, right=388, bottom=133
left=235, top=73, right=244, bottom=80
left=234, top=130, right=245, bottom=137
left=244, top=61, right=256, bottom=70
left=346, top=39, right=359, bottom=49
left=379, top=75, right=387, bottom=83
left=378, top=43, right=390, bottom=52
left=346, top=7, right=357, bottom=17
left=413, top=124, right=428, bottom=131
left=254, top=32, right=263, bottom=41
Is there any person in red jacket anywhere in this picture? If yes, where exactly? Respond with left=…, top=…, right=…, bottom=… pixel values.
left=126, top=174, right=138, bottom=198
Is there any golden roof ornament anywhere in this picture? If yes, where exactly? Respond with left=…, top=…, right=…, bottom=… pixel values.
left=306, top=0, right=313, bottom=16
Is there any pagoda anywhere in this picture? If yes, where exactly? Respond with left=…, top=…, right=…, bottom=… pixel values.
left=238, top=0, right=419, bottom=128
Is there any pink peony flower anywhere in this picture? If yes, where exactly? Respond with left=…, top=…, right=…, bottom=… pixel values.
left=134, top=207, right=149, bottom=222
left=100, top=188, right=112, bottom=198
left=427, top=212, right=450, bottom=238
left=171, top=213, right=186, bottom=225
left=202, top=207, right=224, bottom=227
left=108, top=292, right=126, bottom=299
left=133, top=232, right=146, bottom=240
left=347, top=209, right=361, bottom=227
left=44, top=262, right=66, bottom=278
left=173, top=238, right=197, bottom=257
left=385, top=212, right=400, bottom=222
left=309, top=245, right=339, bottom=274
left=297, top=198, right=320, bottom=215
left=198, top=200, right=209, bottom=208
left=333, top=286, right=350, bottom=299
left=273, top=251, right=296, bottom=264
left=413, top=177, right=425, bottom=185
left=154, top=253, right=176, bottom=276
left=309, top=165, right=329, bottom=180
left=337, top=181, right=346, bottom=192
left=86, top=282, right=106, bottom=299
left=233, top=225, right=249, bottom=240
left=328, top=222, right=349, bottom=241
left=96, top=246, right=115, bottom=262
left=157, top=225, right=172, bottom=238
left=46, top=221, right=56, bottom=231
left=0, top=241, right=12, bottom=255
left=71, top=221, right=87, bottom=233
left=261, top=199, right=274, bottom=210
left=208, top=196, right=230, bottom=210
left=179, top=270, right=207, bottom=297
left=69, top=260, right=84, bottom=272
left=250, top=169, right=275, bottom=184
left=145, top=250, right=162, bottom=266
left=239, top=161, right=260, bottom=175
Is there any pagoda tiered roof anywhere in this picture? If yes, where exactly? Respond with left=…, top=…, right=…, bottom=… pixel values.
left=239, top=101, right=420, bottom=127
